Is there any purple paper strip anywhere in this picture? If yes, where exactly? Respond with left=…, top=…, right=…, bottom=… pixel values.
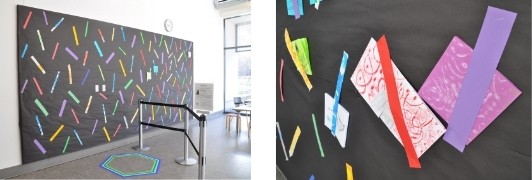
left=21, top=79, right=28, bottom=93
left=105, top=52, right=115, bottom=64
left=34, top=139, right=46, bottom=154
left=92, top=119, right=98, bottom=135
left=59, top=99, right=67, bottom=117
left=162, top=81, right=166, bottom=92
left=443, top=6, right=516, bottom=152
left=140, top=69, right=143, bottom=83
left=131, top=35, right=136, bottom=48
left=161, top=52, right=164, bottom=64
left=81, top=69, right=90, bottom=85
left=419, top=36, right=521, bottom=144
left=65, top=47, right=79, bottom=60
left=43, top=11, right=48, bottom=25
left=292, top=0, right=300, bottom=19
left=173, top=112, right=178, bottom=122
left=119, top=90, right=125, bottom=104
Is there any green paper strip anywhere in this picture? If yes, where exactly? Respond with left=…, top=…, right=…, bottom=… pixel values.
left=124, top=79, right=133, bottom=89
left=68, top=90, right=80, bottom=104
left=177, top=52, right=183, bottom=62
left=159, top=35, right=163, bottom=47
left=292, top=38, right=312, bottom=75
left=35, top=99, right=49, bottom=116
left=118, top=46, right=126, bottom=56
left=98, top=65, right=105, bottom=81
left=84, top=21, right=89, bottom=37
left=112, top=100, right=119, bottom=115
left=140, top=32, right=145, bottom=44
left=62, top=136, right=71, bottom=153
left=312, top=114, right=325, bottom=157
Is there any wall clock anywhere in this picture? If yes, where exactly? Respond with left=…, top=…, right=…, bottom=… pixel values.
left=164, top=19, right=173, bottom=32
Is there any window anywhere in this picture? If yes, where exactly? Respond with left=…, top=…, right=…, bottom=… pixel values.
left=224, top=14, right=251, bottom=112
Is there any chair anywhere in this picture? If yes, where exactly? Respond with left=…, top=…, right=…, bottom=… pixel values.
left=225, top=97, right=245, bottom=132
left=234, top=97, right=244, bottom=107
left=225, top=113, right=241, bottom=132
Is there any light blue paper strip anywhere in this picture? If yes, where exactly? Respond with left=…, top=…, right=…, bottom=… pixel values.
left=287, top=0, right=304, bottom=16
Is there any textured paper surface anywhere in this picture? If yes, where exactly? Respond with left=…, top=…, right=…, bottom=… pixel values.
left=419, top=36, right=521, bottom=144
left=443, top=7, right=517, bottom=152
left=351, top=38, right=445, bottom=157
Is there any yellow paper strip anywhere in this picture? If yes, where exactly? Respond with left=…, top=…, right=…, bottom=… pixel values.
left=136, top=84, right=146, bottom=96
left=50, top=124, right=64, bottom=142
left=346, top=163, right=354, bottom=180
left=68, top=64, right=72, bottom=84
left=119, top=59, right=126, bottom=77
left=288, top=126, right=301, bottom=157
left=111, top=27, right=115, bottom=41
left=284, top=29, right=312, bottom=91
left=103, top=127, right=110, bottom=141
left=130, top=108, right=139, bottom=123
left=151, top=105, right=155, bottom=122
left=31, top=56, right=46, bottom=74
left=98, top=65, right=105, bottom=81
left=85, top=95, right=92, bottom=113
left=148, top=41, right=152, bottom=52
left=72, top=26, right=79, bottom=46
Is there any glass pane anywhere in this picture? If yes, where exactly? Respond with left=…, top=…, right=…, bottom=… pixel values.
left=224, top=15, right=250, bottom=48
left=224, top=49, right=252, bottom=112
left=237, top=23, right=251, bottom=46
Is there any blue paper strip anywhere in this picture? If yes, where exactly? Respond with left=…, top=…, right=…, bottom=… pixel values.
left=331, top=51, right=349, bottom=135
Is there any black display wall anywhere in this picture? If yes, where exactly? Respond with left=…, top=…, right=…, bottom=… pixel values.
left=276, top=0, right=530, bottom=179
left=18, top=5, right=193, bottom=163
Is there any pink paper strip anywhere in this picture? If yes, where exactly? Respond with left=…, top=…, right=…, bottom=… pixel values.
left=420, top=37, right=520, bottom=144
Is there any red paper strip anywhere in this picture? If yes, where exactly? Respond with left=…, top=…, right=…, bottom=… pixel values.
left=280, top=59, right=285, bottom=102
left=377, top=36, right=420, bottom=168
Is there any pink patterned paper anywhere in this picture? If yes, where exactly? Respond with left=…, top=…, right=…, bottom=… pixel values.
left=351, top=38, right=446, bottom=157
left=419, top=36, right=521, bottom=144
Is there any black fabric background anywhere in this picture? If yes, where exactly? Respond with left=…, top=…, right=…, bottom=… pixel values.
left=18, top=5, right=193, bottom=164
left=276, top=0, right=531, bottom=179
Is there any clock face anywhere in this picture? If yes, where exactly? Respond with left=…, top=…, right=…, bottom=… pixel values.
left=164, top=19, right=173, bottom=32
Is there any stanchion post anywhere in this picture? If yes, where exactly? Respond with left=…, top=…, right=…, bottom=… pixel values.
left=198, top=114, right=206, bottom=180
left=176, top=105, right=197, bottom=165
left=132, top=99, right=149, bottom=150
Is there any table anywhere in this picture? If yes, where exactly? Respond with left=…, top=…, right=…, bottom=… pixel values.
left=233, top=105, right=251, bottom=135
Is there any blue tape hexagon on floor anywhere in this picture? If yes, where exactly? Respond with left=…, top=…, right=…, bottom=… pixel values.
left=100, top=153, right=160, bottom=177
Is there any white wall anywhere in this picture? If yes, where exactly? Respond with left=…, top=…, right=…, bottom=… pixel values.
left=0, top=0, right=248, bottom=170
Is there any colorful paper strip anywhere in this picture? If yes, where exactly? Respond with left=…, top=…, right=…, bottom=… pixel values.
left=74, top=129, right=83, bottom=145
left=331, top=51, right=349, bottom=135
left=34, top=139, right=46, bottom=154
left=35, top=99, right=49, bottom=116
left=288, top=126, right=301, bottom=157
left=51, top=71, right=60, bottom=93
left=103, top=127, right=110, bottom=141
left=49, top=124, right=64, bottom=141
left=68, top=90, right=80, bottom=104
left=377, top=36, right=420, bottom=168
left=31, top=56, right=46, bottom=74
left=312, top=114, right=325, bottom=157
left=276, top=122, right=289, bottom=161
left=51, top=17, right=64, bottom=32
left=444, top=7, right=517, bottom=152
left=59, top=99, right=67, bottom=117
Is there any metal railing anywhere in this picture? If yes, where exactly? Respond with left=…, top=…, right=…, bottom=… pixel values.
left=132, top=99, right=207, bottom=179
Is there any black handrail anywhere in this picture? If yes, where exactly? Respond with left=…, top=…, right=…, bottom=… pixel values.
left=137, top=99, right=206, bottom=156
left=138, top=100, right=206, bottom=121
